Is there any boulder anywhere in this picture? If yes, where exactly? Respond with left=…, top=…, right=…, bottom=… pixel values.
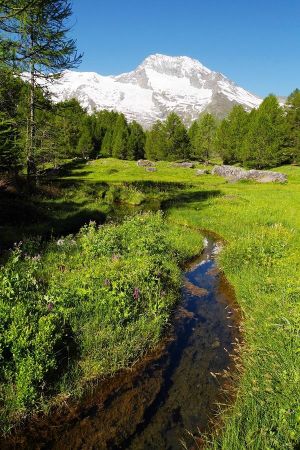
left=137, top=159, right=155, bottom=167
left=211, top=165, right=287, bottom=183
left=246, top=169, right=287, bottom=183
left=146, top=167, right=157, bottom=172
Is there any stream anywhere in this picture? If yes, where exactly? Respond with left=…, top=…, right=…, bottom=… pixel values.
left=3, top=232, right=240, bottom=450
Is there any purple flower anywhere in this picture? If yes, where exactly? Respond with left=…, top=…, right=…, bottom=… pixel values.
left=104, top=278, right=111, bottom=287
left=47, top=302, right=54, bottom=311
left=133, top=287, right=140, bottom=301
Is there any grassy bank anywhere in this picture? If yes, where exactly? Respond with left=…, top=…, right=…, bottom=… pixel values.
left=0, top=212, right=203, bottom=431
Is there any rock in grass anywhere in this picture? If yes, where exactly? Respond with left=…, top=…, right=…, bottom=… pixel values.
left=211, top=165, right=287, bottom=183
left=146, top=167, right=157, bottom=172
left=137, top=159, right=155, bottom=167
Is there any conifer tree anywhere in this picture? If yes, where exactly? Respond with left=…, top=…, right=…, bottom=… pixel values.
left=77, top=127, right=93, bottom=159
left=214, top=119, right=233, bottom=164
left=285, top=89, right=300, bottom=163
left=188, top=120, right=199, bottom=156
left=101, top=128, right=114, bottom=157
left=164, top=113, right=191, bottom=160
left=215, top=106, right=249, bottom=164
left=145, top=121, right=168, bottom=160
left=127, top=121, right=145, bottom=160
left=0, top=0, right=82, bottom=183
left=191, top=113, right=216, bottom=162
left=112, top=114, right=129, bottom=159
left=242, top=95, right=287, bottom=168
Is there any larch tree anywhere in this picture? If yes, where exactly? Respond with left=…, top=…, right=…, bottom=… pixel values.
left=0, top=0, right=82, bottom=184
left=192, top=113, right=217, bottom=162
left=164, top=113, right=191, bottom=160
left=285, top=89, right=300, bottom=163
left=127, top=121, right=145, bottom=160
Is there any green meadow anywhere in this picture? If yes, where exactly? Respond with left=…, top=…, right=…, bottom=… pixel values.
left=0, top=158, right=299, bottom=449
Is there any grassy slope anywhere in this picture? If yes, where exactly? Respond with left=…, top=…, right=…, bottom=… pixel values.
left=61, top=159, right=300, bottom=449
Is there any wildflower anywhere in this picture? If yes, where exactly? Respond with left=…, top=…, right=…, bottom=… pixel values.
left=32, top=254, right=41, bottom=261
left=47, top=302, right=54, bottom=311
left=160, top=290, right=166, bottom=297
left=133, top=287, right=140, bottom=300
left=112, top=254, right=120, bottom=261
left=57, top=239, right=64, bottom=246
left=104, top=278, right=111, bottom=287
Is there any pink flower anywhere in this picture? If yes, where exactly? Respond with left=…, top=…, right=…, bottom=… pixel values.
left=133, top=287, right=140, bottom=301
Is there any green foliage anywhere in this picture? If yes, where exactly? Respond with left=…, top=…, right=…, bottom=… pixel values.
left=127, top=121, right=145, bottom=160
left=112, top=114, right=129, bottom=159
left=190, top=113, right=217, bottom=161
left=0, top=114, right=20, bottom=172
left=242, top=96, right=287, bottom=168
left=145, top=120, right=168, bottom=160
left=0, top=212, right=203, bottom=427
left=285, top=89, right=300, bottom=163
left=145, top=114, right=191, bottom=161
left=164, top=113, right=191, bottom=160
left=215, top=105, right=249, bottom=164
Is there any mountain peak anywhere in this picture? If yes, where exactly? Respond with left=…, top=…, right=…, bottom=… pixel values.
left=47, top=55, right=262, bottom=128
left=138, top=53, right=212, bottom=76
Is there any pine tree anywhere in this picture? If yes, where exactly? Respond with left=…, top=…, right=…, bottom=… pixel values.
left=77, top=127, right=93, bottom=159
left=145, top=121, right=168, bottom=160
left=192, top=113, right=216, bottom=162
left=285, top=89, right=300, bottom=164
left=242, top=95, right=287, bottom=168
left=112, top=114, right=129, bottom=159
left=188, top=120, right=199, bottom=157
left=164, top=113, right=191, bottom=160
left=215, top=106, right=249, bottom=164
left=101, top=128, right=114, bottom=157
left=214, top=119, right=233, bottom=164
left=127, top=121, right=145, bottom=160
left=0, top=0, right=82, bottom=183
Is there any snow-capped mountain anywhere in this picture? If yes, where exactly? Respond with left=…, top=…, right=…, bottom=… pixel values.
left=48, top=54, right=262, bottom=128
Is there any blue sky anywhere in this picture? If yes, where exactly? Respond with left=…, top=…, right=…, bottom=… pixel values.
left=72, top=0, right=300, bottom=97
